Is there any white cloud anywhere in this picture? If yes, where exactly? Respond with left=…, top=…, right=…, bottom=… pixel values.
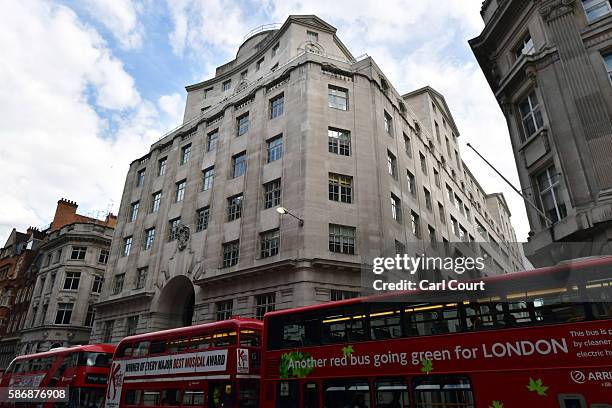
left=82, top=0, right=145, bottom=50
left=158, top=92, right=185, bottom=122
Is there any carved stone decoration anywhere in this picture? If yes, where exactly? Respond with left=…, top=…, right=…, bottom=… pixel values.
left=525, top=65, right=539, bottom=88
left=539, top=0, right=576, bottom=22
left=236, top=80, right=250, bottom=92
left=177, top=224, right=190, bottom=251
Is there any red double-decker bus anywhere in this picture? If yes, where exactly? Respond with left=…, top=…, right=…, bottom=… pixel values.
left=0, top=343, right=115, bottom=407
left=105, top=318, right=262, bottom=408
left=260, top=257, right=612, bottom=408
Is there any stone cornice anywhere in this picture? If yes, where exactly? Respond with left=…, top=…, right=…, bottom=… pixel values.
left=538, top=0, right=576, bottom=23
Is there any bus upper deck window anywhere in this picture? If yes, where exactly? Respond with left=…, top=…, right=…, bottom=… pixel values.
left=134, top=341, right=150, bottom=357
left=190, top=335, right=212, bottom=350
left=117, top=343, right=134, bottom=358
left=149, top=341, right=165, bottom=354
left=240, top=330, right=260, bottom=347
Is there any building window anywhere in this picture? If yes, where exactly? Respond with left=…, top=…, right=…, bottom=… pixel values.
left=419, top=152, right=428, bottom=175
left=151, top=191, right=162, bottom=213
left=255, top=293, right=276, bottom=320
left=256, top=57, right=264, bottom=71
left=202, top=167, right=215, bottom=191
left=240, top=70, right=248, bottom=80
left=428, top=225, right=436, bottom=243
left=113, top=274, right=125, bottom=295
left=271, top=42, right=279, bottom=57
left=204, top=87, right=213, bottom=98
left=446, top=184, right=454, bottom=204
left=54, top=303, right=73, bottom=325
left=70, top=246, right=86, bottom=260
left=387, top=150, right=398, bottom=179
left=603, top=52, right=612, bottom=83
left=158, top=157, right=167, bottom=176
left=403, top=133, right=412, bottom=157
left=227, top=194, right=243, bottom=221
left=329, top=224, right=356, bottom=255
left=395, top=240, right=406, bottom=254
left=263, top=179, right=282, bottom=209
left=122, top=236, right=132, bottom=257
left=168, top=218, right=181, bottom=241
left=270, top=93, right=284, bottom=119
left=267, top=135, right=283, bottom=163
left=536, top=164, right=567, bottom=223
left=85, top=305, right=95, bottom=327
left=143, top=228, right=155, bottom=250
left=207, top=129, right=219, bottom=152
left=582, top=0, right=611, bottom=22
left=515, top=33, right=535, bottom=59
left=384, top=110, right=393, bottom=135
left=271, top=62, right=279, bottom=71
left=329, top=173, right=353, bottom=203
left=331, top=290, right=359, bottom=301
left=328, top=86, right=348, bottom=110
left=98, top=249, right=109, bottom=264
left=433, top=168, right=441, bottom=188
left=232, top=152, right=247, bottom=177
left=237, top=112, right=249, bottom=136
left=411, top=211, right=421, bottom=238
left=126, top=316, right=139, bottom=336
left=136, top=169, right=145, bottom=187
left=451, top=216, right=460, bottom=237
left=424, top=188, right=433, bottom=210
left=175, top=179, right=186, bottom=202
left=260, top=229, right=280, bottom=258
left=129, top=201, right=139, bottom=222
left=216, top=300, right=233, bottom=321
left=92, top=275, right=104, bottom=293
left=390, top=193, right=402, bottom=223
left=180, top=144, right=192, bottom=165
left=307, top=30, right=318, bottom=42
left=328, top=128, right=351, bottom=156
left=196, top=207, right=210, bottom=232
left=222, top=80, right=231, bottom=92
left=102, top=320, right=114, bottom=343
left=518, top=90, right=544, bottom=141
left=222, top=241, right=240, bottom=267
left=136, top=267, right=148, bottom=289
left=63, top=272, right=80, bottom=290
left=407, top=170, right=416, bottom=196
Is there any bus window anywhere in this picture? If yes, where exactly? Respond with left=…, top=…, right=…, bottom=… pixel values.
left=321, top=308, right=367, bottom=344
left=277, top=380, right=299, bottom=408
left=506, top=301, right=532, bottom=326
left=464, top=303, right=505, bottom=330
left=323, top=379, right=370, bottom=408
left=586, top=278, right=612, bottom=318
left=78, top=352, right=112, bottom=367
left=412, top=375, right=474, bottom=408
left=404, top=304, right=460, bottom=336
left=150, top=340, right=166, bottom=354
left=134, top=341, right=151, bottom=357
left=182, top=390, right=205, bottom=405
left=168, top=338, right=190, bottom=353
left=240, top=329, right=261, bottom=347
left=532, top=286, right=585, bottom=324
left=143, top=390, right=161, bottom=406
left=161, top=389, right=180, bottom=405
left=304, top=382, right=319, bottom=408
left=191, top=335, right=212, bottom=350
left=213, top=331, right=237, bottom=347
left=375, top=378, right=409, bottom=408
left=239, top=379, right=259, bottom=407
left=125, top=389, right=142, bottom=405
left=280, top=317, right=320, bottom=348
left=117, top=343, right=135, bottom=358
left=370, top=308, right=402, bottom=340
left=557, top=394, right=586, bottom=408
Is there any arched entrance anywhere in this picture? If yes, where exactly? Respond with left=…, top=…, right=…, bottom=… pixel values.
left=156, top=275, right=195, bottom=329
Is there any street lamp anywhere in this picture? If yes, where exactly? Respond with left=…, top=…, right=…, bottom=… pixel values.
left=276, top=206, right=304, bottom=226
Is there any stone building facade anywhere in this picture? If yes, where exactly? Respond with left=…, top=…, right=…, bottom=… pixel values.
left=91, top=15, right=525, bottom=343
left=470, top=0, right=612, bottom=266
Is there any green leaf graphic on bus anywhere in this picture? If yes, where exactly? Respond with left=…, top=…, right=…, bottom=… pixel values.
left=420, top=358, right=433, bottom=374
left=527, top=377, right=548, bottom=396
left=489, top=401, right=503, bottom=408
left=279, top=352, right=315, bottom=379
left=342, top=345, right=354, bottom=357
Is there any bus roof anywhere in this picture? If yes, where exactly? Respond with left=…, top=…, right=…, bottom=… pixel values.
left=13, top=344, right=115, bottom=361
left=265, top=255, right=612, bottom=319
left=116, top=317, right=263, bottom=345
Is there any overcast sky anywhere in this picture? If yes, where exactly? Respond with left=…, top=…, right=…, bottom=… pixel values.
left=0, top=0, right=530, bottom=244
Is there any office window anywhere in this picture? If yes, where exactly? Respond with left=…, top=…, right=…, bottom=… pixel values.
left=411, top=211, right=421, bottom=238
left=455, top=195, right=464, bottom=214
left=518, top=91, right=544, bottom=141
left=102, top=320, right=114, bottom=343
left=143, top=228, right=155, bottom=250
left=85, top=305, right=95, bottom=327
left=122, top=236, right=133, bottom=257
left=136, top=169, right=145, bottom=187
left=256, top=57, right=264, bottom=71
left=445, top=136, right=451, bottom=156
left=329, top=173, right=353, bottom=203
left=329, top=224, right=356, bottom=255
left=403, top=133, right=412, bottom=157
left=271, top=42, right=279, bottom=57
left=428, top=225, right=436, bottom=243
left=390, top=193, right=402, bottom=223
left=387, top=150, right=398, bottom=179
left=71, top=246, right=86, bottom=260
left=582, top=0, right=611, bottom=21
left=419, top=152, right=427, bottom=175
left=207, top=129, right=219, bottom=152
left=240, top=70, right=248, bottom=80
left=63, top=271, right=80, bottom=290
left=237, top=113, right=249, bottom=136
left=126, top=316, right=139, bottom=336
left=222, top=241, right=240, bottom=267
left=395, top=240, right=406, bottom=254
left=515, top=33, right=535, bottom=59
left=196, top=207, right=210, bottom=232
left=407, top=170, right=416, bottom=196
left=136, top=267, right=148, bottom=289
left=455, top=151, right=461, bottom=171
left=92, top=275, right=104, bottom=293
left=424, top=188, right=433, bottom=210
left=446, top=185, right=454, bottom=204
left=255, top=293, right=276, bottom=320
left=603, top=52, right=612, bottom=82
left=328, top=86, right=348, bottom=110
left=328, top=128, right=351, bottom=156
left=435, top=121, right=440, bottom=143
left=98, top=249, right=109, bottom=265
left=175, top=180, right=186, bottom=202
left=151, top=191, right=162, bottom=213
left=460, top=225, right=468, bottom=242
left=270, top=93, right=284, bottom=119
left=260, top=229, right=280, bottom=258
left=536, top=164, right=567, bottom=223
left=158, top=157, right=167, bottom=176
left=451, top=216, right=460, bottom=237
left=267, top=135, right=283, bottom=163
left=263, top=179, right=282, bottom=209
left=230, top=152, right=246, bottom=178
left=227, top=194, right=243, bottom=221
left=222, top=80, right=231, bottom=92
left=438, top=202, right=446, bottom=224
left=202, top=167, right=215, bottom=192
left=55, top=303, right=73, bottom=325
left=168, top=218, right=181, bottom=241
left=331, top=290, right=359, bottom=301
left=307, top=30, right=319, bottom=42
left=216, top=300, right=233, bottom=321
left=113, top=274, right=125, bottom=295
left=433, top=168, right=441, bottom=188
left=180, top=144, right=191, bottom=165
left=129, top=201, right=139, bottom=222
left=384, top=110, right=393, bottom=135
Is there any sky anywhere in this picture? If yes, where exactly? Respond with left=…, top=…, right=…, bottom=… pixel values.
left=0, top=0, right=530, bottom=244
